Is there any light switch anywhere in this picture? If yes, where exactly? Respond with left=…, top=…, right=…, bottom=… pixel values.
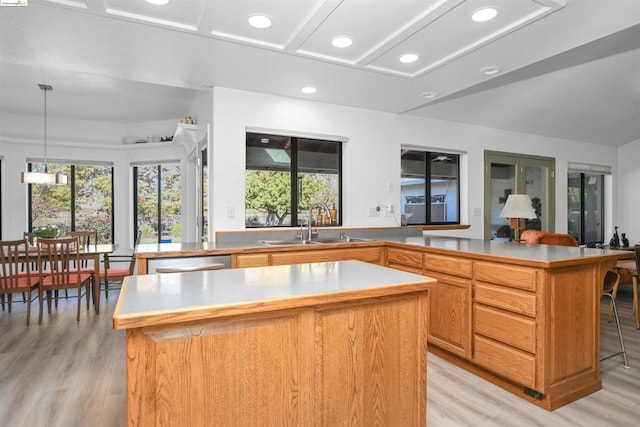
left=227, top=207, right=235, bottom=218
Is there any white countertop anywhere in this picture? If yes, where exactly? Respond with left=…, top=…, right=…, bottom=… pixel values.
left=113, top=260, right=433, bottom=329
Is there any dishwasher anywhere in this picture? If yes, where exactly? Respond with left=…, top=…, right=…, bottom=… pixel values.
left=147, top=255, right=231, bottom=274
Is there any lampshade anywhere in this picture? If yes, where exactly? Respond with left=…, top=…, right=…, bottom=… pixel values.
left=21, top=171, right=68, bottom=185
left=500, top=194, right=537, bottom=219
left=21, top=84, right=67, bottom=185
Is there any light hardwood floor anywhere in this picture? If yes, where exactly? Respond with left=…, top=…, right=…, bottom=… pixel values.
left=1, top=287, right=639, bottom=426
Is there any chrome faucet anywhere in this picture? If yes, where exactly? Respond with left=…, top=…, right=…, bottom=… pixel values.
left=307, top=203, right=330, bottom=241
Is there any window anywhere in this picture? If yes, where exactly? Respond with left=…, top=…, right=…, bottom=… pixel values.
left=0, top=158, right=2, bottom=240
left=200, top=147, right=209, bottom=242
left=246, top=132, right=342, bottom=228
left=568, top=172, right=604, bottom=245
left=400, top=150, right=460, bottom=225
left=133, top=163, right=182, bottom=244
left=27, top=161, right=114, bottom=243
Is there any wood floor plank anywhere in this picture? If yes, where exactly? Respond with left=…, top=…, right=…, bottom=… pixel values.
left=1, top=287, right=639, bottom=426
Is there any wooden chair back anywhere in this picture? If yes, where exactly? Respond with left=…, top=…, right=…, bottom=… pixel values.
left=0, top=238, right=33, bottom=291
left=537, top=233, right=578, bottom=247
left=1, top=238, right=37, bottom=325
left=67, top=230, right=98, bottom=246
left=23, top=232, right=36, bottom=246
left=37, top=236, right=83, bottom=287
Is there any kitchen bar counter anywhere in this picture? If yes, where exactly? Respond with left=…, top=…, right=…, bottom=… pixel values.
left=131, top=233, right=628, bottom=411
left=113, top=261, right=433, bottom=426
left=134, top=234, right=628, bottom=273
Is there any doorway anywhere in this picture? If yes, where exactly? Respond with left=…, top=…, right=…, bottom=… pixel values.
left=484, top=151, right=555, bottom=240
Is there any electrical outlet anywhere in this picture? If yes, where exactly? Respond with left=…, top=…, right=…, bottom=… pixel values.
left=369, top=207, right=379, bottom=217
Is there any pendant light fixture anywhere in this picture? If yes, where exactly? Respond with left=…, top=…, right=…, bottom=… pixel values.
left=21, top=84, right=67, bottom=185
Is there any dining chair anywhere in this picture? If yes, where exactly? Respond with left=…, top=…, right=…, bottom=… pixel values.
left=100, top=232, right=141, bottom=299
left=37, top=236, right=94, bottom=323
left=0, top=238, right=39, bottom=325
left=67, top=230, right=98, bottom=267
left=600, top=270, right=629, bottom=369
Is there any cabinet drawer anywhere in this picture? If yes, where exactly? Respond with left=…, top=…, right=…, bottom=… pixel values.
left=233, top=254, right=270, bottom=268
left=387, top=247, right=423, bottom=269
left=474, top=305, right=536, bottom=353
left=475, top=282, right=536, bottom=317
left=271, top=247, right=382, bottom=266
left=474, top=335, right=536, bottom=389
left=424, top=254, right=472, bottom=278
left=387, top=263, right=423, bottom=275
left=475, top=262, right=537, bottom=291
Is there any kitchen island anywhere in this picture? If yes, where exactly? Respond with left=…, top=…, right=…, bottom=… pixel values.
left=113, top=260, right=433, bottom=426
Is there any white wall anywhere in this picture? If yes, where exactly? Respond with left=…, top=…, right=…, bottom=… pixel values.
left=617, top=137, right=640, bottom=243
left=1, top=86, right=621, bottom=242
left=211, top=87, right=618, bottom=239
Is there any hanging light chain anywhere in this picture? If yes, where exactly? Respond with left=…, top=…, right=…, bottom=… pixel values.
left=38, top=83, right=52, bottom=172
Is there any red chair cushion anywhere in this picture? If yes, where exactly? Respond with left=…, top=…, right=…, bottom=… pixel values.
left=102, top=267, right=131, bottom=279
left=42, top=273, right=93, bottom=287
left=0, top=276, right=34, bottom=290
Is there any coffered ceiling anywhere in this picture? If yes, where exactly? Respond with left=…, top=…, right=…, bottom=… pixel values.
left=1, top=0, right=640, bottom=146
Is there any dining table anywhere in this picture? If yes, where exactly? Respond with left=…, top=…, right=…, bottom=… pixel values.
left=23, top=243, right=117, bottom=314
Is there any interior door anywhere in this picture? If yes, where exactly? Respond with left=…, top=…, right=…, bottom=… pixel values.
left=484, top=151, right=555, bottom=240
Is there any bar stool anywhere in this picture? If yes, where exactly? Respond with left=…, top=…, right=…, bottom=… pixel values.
left=600, top=270, right=629, bottom=369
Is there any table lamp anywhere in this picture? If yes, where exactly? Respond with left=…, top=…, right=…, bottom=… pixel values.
left=499, top=194, right=537, bottom=241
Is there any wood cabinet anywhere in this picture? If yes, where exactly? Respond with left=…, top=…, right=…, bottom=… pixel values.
left=114, top=262, right=431, bottom=426
left=472, top=261, right=541, bottom=391
left=423, top=254, right=472, bottom=359
left=233, top=253, right=270, bottom=268
left=385, top=247, right=616, bottom=410
left=387, top=247, right=423, bottom=274
left=232, top=246, right=383, bottom=268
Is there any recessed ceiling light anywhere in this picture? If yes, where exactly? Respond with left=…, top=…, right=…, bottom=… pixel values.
left=248, top=14, right=272, bottom=29
left=332, top=36, right=352, bottom=48
left=400, top=53, right=419, bottom=64
left=420, top=92, right=438, bottom=99
left=146, top=0, right=170, bottom=5
left=480, top=66, right=502, bottom=76
left=260, top=138, right=269, bottom=144
left=301, top=87, right=317, bottom=94
left=471, top=7, right=498, bottom=22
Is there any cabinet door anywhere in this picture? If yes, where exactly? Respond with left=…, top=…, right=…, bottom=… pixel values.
left=233, top=253, right=270, bottom=268
left=424, top=270, right=471, bottom=358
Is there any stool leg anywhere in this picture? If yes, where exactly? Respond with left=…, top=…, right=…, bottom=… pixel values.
left=601, top=292, right=630, bottom=369
left=609, top=280, right=620, bottom=322
left=633, top=276, right=639, bottom=329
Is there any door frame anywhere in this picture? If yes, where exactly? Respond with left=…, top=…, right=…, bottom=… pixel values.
left=483, top=151, right=555, bottom=240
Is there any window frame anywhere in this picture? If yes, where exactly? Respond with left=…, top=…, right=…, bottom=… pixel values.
left=401, top=149, right=460, bottom=225
left=133, top=161, right=182, bottom=244
left=568, top=172, right=605, bottom=245
left=245, top=132, right=343, bottom=228
left=26, top=161, right=115, bottom=243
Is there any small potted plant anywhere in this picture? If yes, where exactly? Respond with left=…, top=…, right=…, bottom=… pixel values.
left=33, top=225, right=60, bottom=239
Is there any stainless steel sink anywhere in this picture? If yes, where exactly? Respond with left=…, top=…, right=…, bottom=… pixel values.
left=260, top=239, right=322, bottom=246
left=260, top=237, right=375, bottom=246
left=312, top=237, right=376, bottom=244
